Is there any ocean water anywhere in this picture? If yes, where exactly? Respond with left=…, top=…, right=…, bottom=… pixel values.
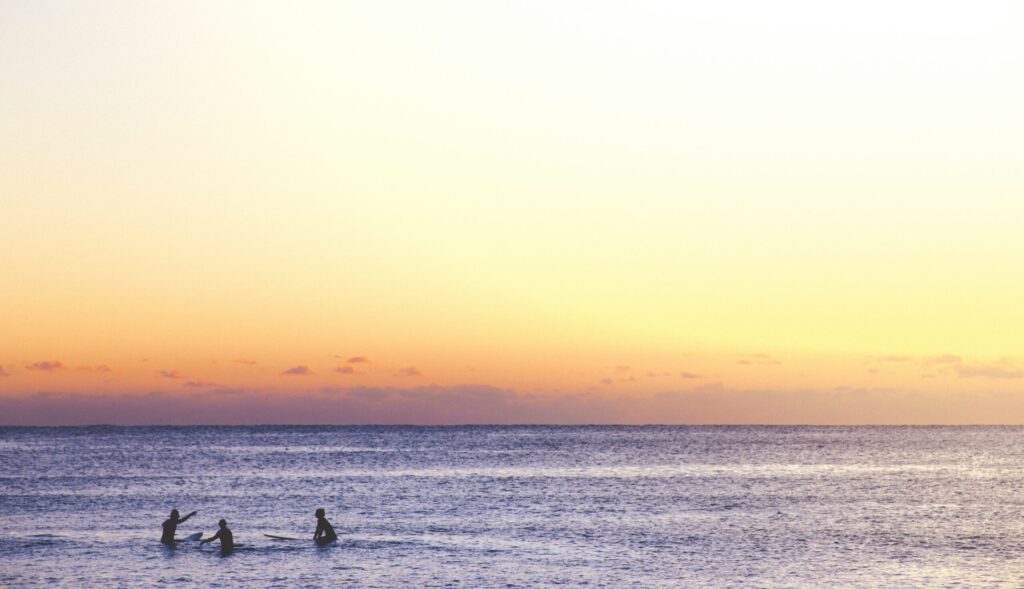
left=2, top=426, right=1024, bottom=588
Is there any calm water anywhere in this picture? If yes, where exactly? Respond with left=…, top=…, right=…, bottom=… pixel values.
left=2, top=426, right=1024, bottom=587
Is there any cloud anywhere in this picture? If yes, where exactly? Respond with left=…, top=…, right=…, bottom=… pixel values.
left=27, top=360, right=68, bottom=372
left=599, top=378, right=614, bottom=385
left=26, top=360, right=67, bottom=372
left=751, top=354, right=781, bottom=365
left=77, top=364, right=112, bottom=373
left=157, top=370, right=182, bottom=379
left=867, top=354, right=963, bottom=367
left=679, top=372, right=700, bottom=379
left=335, top=366, right=357, bottom=375
left=346, top=356, right=371, bottom=364
left=0, top=366, right=10, bottom=377
left=615, top=365, right=631, bottom=372
left=737, top=354, right=781, bottom=366
left=282, top=365, right=314, bottom=376
left=396, top=366, right=422, bottom=377
left=183, top=380, right=218, bottom=388
left=233, top=359, right=257, bottom=366
left=955, top=365, right=1024, bottom=380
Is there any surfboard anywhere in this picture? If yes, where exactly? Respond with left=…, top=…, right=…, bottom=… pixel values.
left=264, top=534, right=300, bottom=540
left=180, top=532, right=203, bottom=542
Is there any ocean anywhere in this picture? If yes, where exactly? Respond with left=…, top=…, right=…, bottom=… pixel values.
left=2, top=426, right=1023, bottom=587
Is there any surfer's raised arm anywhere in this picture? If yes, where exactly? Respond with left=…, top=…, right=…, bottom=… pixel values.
left=161, top=508, right=199, bottom=544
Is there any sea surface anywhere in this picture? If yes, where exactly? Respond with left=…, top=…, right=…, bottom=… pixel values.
left=2, top=426, right=1024, bottom=587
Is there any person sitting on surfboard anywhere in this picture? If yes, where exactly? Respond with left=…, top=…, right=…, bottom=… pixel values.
left=313, top=508, right=337, bottom=546
left=160, top=509, right=197, bottom=545
left=200, top=519, right=234, bottom=555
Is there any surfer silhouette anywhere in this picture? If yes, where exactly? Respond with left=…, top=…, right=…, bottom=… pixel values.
left=161, top=509, right=197, bottom=545
left=200, top=519, right=234, bottom=555
left=314, top=508, right=337, bottom=546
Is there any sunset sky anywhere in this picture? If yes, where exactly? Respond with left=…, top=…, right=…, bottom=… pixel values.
left=3, top=1, right=1024, bottom=424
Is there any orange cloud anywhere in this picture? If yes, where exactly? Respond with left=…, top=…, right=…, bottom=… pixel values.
left=282, top=365, right=314, bottom=376
left=878, top=355, right=913, bottom=363
left=26, top=360, right=67, bottom=372
left=396, top=366, right=422, bottom=377
left=184, top=380, right=218, bottom=388
left=233, top=359, right=257, bottom=366
left=679, top=372, right=700, bottom=379
left=77, top=364, right=112, bottom=373
left=335, top=366, right=356, bottom=375
left=739, top=354, right=781, bottom=366
left=346, top=356, right=371, bottom=364
left=956, top=365, right=1024, bottom=379
left=157, top=370, right=182, bottom=379
left=0, top=366, right=10, bottom=377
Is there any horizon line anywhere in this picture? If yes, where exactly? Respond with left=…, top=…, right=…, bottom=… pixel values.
left=4, top=423, right=1024, bottom=428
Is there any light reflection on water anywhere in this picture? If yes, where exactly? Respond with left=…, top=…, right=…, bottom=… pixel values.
left=2, top=426, right=1024, bottom=587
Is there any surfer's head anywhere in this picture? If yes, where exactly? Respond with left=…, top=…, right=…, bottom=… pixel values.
left=315, top=508, right=325, bottom=518
left=218, top=519, right=227, bottom=528
left=170, top=509, right=180, bottom=519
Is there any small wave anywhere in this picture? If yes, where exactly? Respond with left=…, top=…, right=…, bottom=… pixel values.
left=21, top=539, right=64, bottom=548
left=25, top=534, right=63, bottom=539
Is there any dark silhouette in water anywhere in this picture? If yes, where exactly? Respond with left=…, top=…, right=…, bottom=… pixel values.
left=314, top=508, right=337, bottom=546
left=200, top=519, right=234, bottom=555
left=160, top=509, right=197, bottom=545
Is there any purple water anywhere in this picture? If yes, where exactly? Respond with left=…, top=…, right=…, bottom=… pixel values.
left=2, top=426, right=1023, bottom=587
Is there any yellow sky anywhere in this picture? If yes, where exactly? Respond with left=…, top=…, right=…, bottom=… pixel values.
left=2, top=1, right=1023, bottom=422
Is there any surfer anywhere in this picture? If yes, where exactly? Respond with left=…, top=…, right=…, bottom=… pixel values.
left=200, top=519, right=234, bottom=555
left=160, top=509, right=197, bottom=545
left=313, top=508, right=337, bottom=546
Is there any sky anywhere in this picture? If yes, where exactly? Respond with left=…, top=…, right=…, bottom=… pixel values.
left=2, top=1, right=1023, bottom=424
